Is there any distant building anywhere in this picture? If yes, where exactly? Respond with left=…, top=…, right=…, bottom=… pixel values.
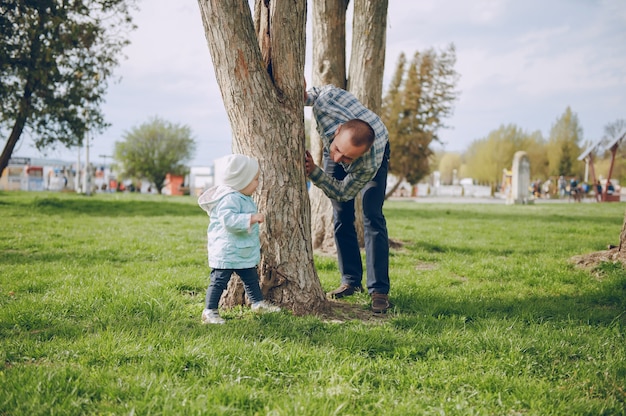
left=188, top=166, right=214, bottom=196
left=0, top=156, right=65, bottom=191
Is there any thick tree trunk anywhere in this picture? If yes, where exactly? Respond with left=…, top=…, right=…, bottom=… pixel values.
left=309, top=0, right=349, bottom=254
left=347, top=0, right=389, bottom=246
left=198, top=0, right=327, bottom=315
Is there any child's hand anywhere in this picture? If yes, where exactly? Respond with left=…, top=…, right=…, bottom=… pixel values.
left=251, top=213, right=264, bottom=224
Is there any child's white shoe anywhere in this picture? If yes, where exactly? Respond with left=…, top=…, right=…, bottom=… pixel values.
left=201, top=309, right=225, bottom=324
left=251, top=301, right=281, bottom=313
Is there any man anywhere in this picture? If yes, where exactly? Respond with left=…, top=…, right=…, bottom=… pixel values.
left=304, top=84, right=391, bottom=313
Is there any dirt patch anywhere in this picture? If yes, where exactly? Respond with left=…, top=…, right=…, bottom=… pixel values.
left=314, top=238, right=405, bottom=258
left=389, top=238, right=404, bottom=249
left=569, top=246, right=626, bottom=269
left=314, top=299, right=390, bottom=323
left=415, top=261, right=437, bottom=271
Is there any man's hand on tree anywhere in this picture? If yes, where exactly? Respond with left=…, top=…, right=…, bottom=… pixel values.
left=304, top=150, right=316, bottom=176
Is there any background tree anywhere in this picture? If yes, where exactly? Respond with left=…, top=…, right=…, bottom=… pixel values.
left=381, top=45, right=459, bottom=195
left=520, top=130, right=549, bottom=181
left=0, top=0, right=136, bottom=176
left=197, top=0, right=327, bottom=314
left=308, top=0, right=388, bottom=253
left=437, top=151, right=462, bottom=185
left=113, top=117, right=195, bottom=194
left=308, top=0, right=348, bottom=254
left=464, top=124, right=537, bottom=186
left=546, top=106, right=584, bottom=178
left=346, top=0, right=388, bottom=248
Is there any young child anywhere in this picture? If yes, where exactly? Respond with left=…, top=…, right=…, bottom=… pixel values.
left=198, top=154, right=280, bottom=324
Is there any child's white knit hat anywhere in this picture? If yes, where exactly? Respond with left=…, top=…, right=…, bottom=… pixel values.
left=223, top=154, right=259, bottom=191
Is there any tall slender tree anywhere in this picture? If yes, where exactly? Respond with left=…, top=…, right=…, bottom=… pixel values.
left=381, top=45, right=459, bottom=194
left=546, top=106, right=584, bottom=178
left=308, top=0, right=348, bottom=254
left=308, top=0, right=388, bottom=252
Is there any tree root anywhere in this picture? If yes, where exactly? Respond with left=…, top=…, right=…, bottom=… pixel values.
left=569, top=246, right=626, bottom=269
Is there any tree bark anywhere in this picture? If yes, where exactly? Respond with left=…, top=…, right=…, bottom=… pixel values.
left=0, top=114, right=28, bottom=178
left=309, top=0, right=349, bottom=254
left=619, top=210, right=626, bottom=253
left=347, top=0, right=387, bottom=112
left=347, top=0, right=389, bottom=246
left=197, top=0, right=327, bottom=315
left=0, top=22, right=38, bottom=176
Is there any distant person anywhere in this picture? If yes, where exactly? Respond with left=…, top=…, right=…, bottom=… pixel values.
left=558, top=175, right=567, bottom=197
left=569, top=178, right=581, bottom=202
left=532, top=179, right=542, bottom=198
left=197, top=154, right=280, bottom=324
left=541, top=178, right=552, bottom=198
left=304, top=83, right=392, bottom=313
left=607, top=180, right=615, bottom=194
left=595, top=180, right=603, bottom=202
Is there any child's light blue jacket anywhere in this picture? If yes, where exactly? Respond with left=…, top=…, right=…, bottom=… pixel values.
left=198, top=185, right=260, bottom=269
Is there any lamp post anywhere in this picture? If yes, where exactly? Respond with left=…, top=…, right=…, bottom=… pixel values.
left=82, top=133, right=91, bottom=195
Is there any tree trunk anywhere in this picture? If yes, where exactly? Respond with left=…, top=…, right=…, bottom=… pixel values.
left=385, top=175, right=404, bottom=200
left=347, top=0, right=389, bottom=247
left=619, top=210, right=626, bottom=253
left=197, top=0, right=327, bottom=315
left=0, top=82, right=34, bottom=177
left=347, top=0, right=387, bottom=111
left=309, top=0, right=349, bottom=254
left=0, top=119, right=26, bottom=178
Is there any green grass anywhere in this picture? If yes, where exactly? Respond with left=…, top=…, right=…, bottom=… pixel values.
left=1, top=191, right=625, bottom=415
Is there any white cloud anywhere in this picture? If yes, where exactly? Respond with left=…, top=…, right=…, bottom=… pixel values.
left=15, top=0, right=626, bottom=165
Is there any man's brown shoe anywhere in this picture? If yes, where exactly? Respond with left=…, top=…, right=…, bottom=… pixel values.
left=327, top=283, right=363, bottom=299
left=371, top=293, right=391, bottom=313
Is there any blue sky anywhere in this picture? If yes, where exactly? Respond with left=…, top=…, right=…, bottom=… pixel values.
left=15, top=0, right=626, bottom=167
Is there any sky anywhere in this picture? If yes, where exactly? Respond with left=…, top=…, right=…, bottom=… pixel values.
left=14, top=0, right=626, bottom=167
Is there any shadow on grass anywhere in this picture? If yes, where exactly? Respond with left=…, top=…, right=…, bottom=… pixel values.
left=0, top=248, right=137, bottom=266
left=390, top=271, right=626, bottom=328
left=3, top=270, right=623, bottom=366
left=388, top=205, right=622, bottom=227
left=409, top=240, right=519, bottom=256
left=9, top=195, right=199, bottom=217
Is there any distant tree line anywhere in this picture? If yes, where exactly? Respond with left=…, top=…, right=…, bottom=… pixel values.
left=378, top=45, right=624, bottom=189
left=434, top=114, right=626, bottom=188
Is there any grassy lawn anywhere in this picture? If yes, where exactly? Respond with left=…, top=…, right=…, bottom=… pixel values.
left=1, top=191, right=625, bottom=415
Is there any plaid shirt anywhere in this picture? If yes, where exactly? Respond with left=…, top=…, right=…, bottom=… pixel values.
left=305, top=85, right=389, bottom=202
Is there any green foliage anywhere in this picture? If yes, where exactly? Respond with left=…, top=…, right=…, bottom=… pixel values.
left=547, top=107, right=584, bottom=177
left=437, top=151, right=462, bottom=184
left=0, top=0, right=136, bottom=173
left=464, top=124, right=546, bottom=184
left=382, top=45, right=460, bottom=184
left=114, top=116, right=196, bottom=193
left=460, top=108, right=621, bottom=186
left=521, top=130, right=550, bottom=180
left=1, top=191, right=625, bottom=415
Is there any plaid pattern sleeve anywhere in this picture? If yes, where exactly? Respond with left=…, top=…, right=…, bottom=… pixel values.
left=305, top=85, right=389, bottom=201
